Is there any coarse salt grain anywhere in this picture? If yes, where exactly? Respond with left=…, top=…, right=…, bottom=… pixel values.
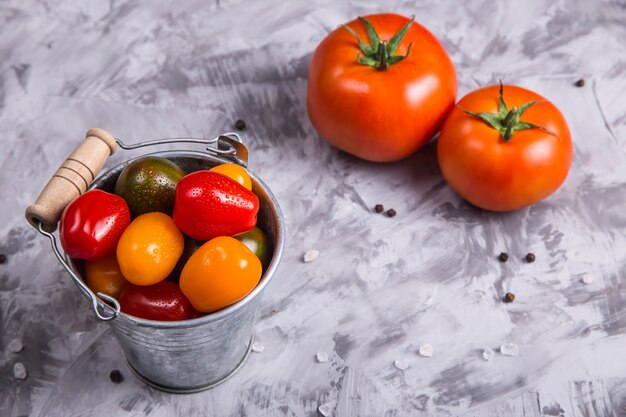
left=418, top=344, right=434, bottom=358
left=303, top=250, right=319, bottom=263
left=581, top=273, right=594, bottom=284
left=13, top=362, right=27, bottom=380
left=318, top=402, right=333, bottom=416
left=482, top=347, right=495, bottom=361
left=394, top=359, right=409, bottom=370
left=251, top=341, right=265, bottom=353
left=316, top=352, right=329, bottom=363
left=500, top=343, right=519, bottom=357
left=7, top=339, right=23, bottom=353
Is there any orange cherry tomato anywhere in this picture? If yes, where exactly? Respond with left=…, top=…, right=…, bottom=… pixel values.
left=209, top=163, right=252, bottom=190
left=116, top=212, right=184, bottom=286
left=85, top=255, right=127, bottom=299
left=180, top=236, right=262, bottom=313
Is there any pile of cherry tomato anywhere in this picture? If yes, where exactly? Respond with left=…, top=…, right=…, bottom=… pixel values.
left=60, top=158, right=271, bottom=321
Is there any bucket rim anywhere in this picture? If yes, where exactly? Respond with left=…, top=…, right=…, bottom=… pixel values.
left=75, top=149, right=285, bottom=328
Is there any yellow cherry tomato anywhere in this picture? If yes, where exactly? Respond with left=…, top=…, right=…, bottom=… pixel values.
left=85, top=255, right=127, bottom=299
left=180, top=236, right=262, bottom=312
left=116, top=212, right=184, bottom=286
left=209, top=163, right=252, bottom=190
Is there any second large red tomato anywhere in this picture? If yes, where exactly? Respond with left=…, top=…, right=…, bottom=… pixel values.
left=437, top=84, right=573, bottom=211
left=307, top=14, right=457, bottom=162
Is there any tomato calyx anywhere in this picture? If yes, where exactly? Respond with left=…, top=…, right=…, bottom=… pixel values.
left=343, top=16, right=415, bottom=70
left=462, top=83, right=555, bottom=142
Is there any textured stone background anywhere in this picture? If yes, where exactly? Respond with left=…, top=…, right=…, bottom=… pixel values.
left=1, top=0, right=626, bottom=416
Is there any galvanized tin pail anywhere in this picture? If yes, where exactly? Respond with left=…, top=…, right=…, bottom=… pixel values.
left=25, top=129, right=285, bottom=393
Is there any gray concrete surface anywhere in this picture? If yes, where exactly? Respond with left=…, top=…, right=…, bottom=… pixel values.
left=1, top=0, right=625, bottom=416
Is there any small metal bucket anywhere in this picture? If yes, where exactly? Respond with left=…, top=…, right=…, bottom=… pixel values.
left=30, top=133, right=285, bottom=393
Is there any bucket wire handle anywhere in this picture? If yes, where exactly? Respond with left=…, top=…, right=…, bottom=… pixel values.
left=37, top=221, right=120, bottom=321
left=115, top=131, right=241, bottom=151
left=115, top=132, right=248, bottom=168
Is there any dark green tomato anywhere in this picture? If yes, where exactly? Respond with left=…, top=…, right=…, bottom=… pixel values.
left=235, top=226, right=270, bottom=270
left=115, top=157, right=184, bottom=217
left=167, top=236, right=205, bottom=283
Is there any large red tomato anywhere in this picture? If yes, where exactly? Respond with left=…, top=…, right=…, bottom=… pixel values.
left=307, top=14, right=457, bottom=162
left=437, top=84, right=573, bottom=211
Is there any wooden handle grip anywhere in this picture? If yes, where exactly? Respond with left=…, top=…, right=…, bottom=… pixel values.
left=25, top=128, right=118, bottom=232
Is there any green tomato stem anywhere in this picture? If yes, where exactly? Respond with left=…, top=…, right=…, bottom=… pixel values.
left=462, top=83, right=556, bottom=142
left=376, top=41, right=389, bottom=70
left=344, top=16, right=415, bottom=70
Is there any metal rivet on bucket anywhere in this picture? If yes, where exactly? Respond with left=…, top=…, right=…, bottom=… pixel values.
left=25, top=129, right=285, bottom=392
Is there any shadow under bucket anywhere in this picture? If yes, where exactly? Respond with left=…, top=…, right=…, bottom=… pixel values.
left=71, top=150, right=285, bottom=393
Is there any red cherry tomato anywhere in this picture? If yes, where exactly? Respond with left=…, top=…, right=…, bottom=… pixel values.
left=173, top=171, right=259, bottom=240
left=60, top=190, right=131, bottom=261
left=119, top=281, right=193, bottom=321
left=187, top=307, right=207, bottom=320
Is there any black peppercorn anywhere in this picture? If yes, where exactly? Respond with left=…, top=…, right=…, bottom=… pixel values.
left=386, top=209, right=396, bottom=217
left=575, top=79, right=585, bottom=87
left=109, top=369, right=124, bottom=383
left=498, top=252, right=509, bottom=262
left=234, top=119, right=246, bottom=131
left=374, top=204, right=384, bottom=213
left=525, top=253, right=536, bottom=263
left=504, top=292, right=516, bottom=303
left=0, top=254, right=6, bottom=264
